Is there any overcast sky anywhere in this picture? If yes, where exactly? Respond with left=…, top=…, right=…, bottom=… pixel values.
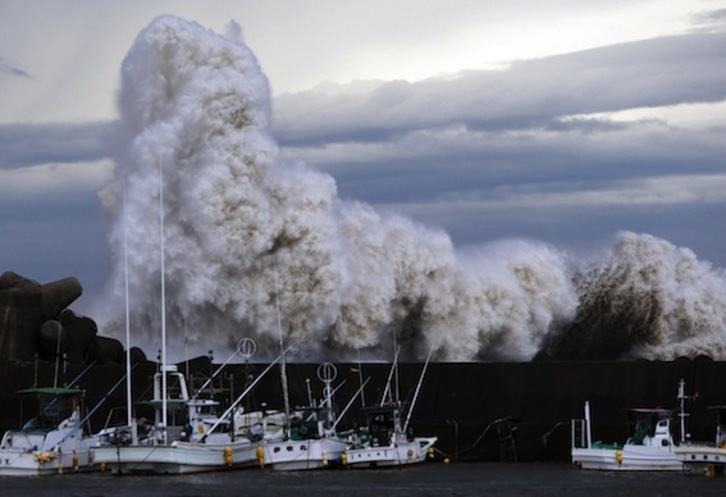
left=1, top=0, right=725, bottom=316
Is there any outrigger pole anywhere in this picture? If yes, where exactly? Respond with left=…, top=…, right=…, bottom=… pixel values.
left=203, top=345, right=293, bottom=439
left=402, top=346, right=434, bottom=433
left=50, top=365, right=137, bottom=451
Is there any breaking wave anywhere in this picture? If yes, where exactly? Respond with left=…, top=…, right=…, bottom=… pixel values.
left=96, top=15, right=726, bottom=362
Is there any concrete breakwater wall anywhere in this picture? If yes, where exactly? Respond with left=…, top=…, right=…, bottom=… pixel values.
left=0, top=359, right=721, bottom=463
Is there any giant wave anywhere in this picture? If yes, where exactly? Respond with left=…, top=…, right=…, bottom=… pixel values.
left=96, top=16, right=726, bottom=363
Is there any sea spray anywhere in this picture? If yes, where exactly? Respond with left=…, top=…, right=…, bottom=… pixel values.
left=540, top=232, right=726, bottom=360
left=97, top=15, right=726, bottom=362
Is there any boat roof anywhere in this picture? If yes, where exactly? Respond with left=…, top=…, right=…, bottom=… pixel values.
left=137, top=399, right=189, bottom=407
left=187, top=398, right=220, bottom=406
left=361, top=403, right=408, bottom=414
left=626, top=408, right=672, bottom=415
left=16, top=386, right=83, bottom=396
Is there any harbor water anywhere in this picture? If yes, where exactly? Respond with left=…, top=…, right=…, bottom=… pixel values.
left=1, top=463, right=723, bottom=497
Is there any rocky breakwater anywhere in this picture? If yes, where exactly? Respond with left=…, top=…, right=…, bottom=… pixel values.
left=0, top=271, right=144, bottom=365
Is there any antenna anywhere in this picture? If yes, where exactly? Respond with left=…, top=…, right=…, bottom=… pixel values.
left=317, top=362, right=338, bottom=427
left=240, top=336, right=255, bottom=415
left=191, top=338, right=255, bottom=401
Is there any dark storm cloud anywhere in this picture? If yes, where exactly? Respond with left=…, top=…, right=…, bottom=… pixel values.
left=0, top=121, right=114, bottom=170
left=297, top=119, right=725, bottom=208
left=273, top=32, right=726, bottom=146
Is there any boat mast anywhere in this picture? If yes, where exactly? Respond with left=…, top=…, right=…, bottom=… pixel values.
left=357, top=349, right=366, bottom=408
left=273, top=257, right=291, bottom=431
left=159, top=159, right=168, bottom=444
left=123, top=179, right=133, bottom=428
left=393, top=330, right=400, bottom=403
left=53, top=319, right=62, bottom=388
left=584, top=401, right=592, bottom=448
left=678, top=379, right=690, bottom=444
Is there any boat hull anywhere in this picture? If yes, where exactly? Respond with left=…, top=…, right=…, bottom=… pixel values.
left=344, top=437, right=437, bottom=468
left=92, top=440, right=262, bottom=475
left=263, top=438, right=346, bottom=471
left=676, top=445, right=726, bottom=476
left=572, top=446, right=681, bottom=471
left=0, top=426, right=98, bottom=477
left=0, top=449, right=94, bottom=476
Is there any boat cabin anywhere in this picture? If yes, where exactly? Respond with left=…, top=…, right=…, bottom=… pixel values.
left=706, top=406, right=726, bottom=447
left=356, top=402, right=411, bottom=447
left=625, top=408, right=674, bottom=447
left=16, top=387, right=83, bottom=433
left=0, top=386, right=85, bottom=451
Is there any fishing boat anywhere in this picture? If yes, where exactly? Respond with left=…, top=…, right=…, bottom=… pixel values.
left=93, top=164, right=279, bottom=474
left=234, top=407, right=297, bottom=442
left=343, top=348, right=437, bottom=468
left=92, top=362, right=274, bottom=474
left=261, top=414, right=348, bottom=471
left=675, top=406, right=726, bottom=476
left=570, top=380, right=689, bottom=471
left=0, top=385, right=99, bottom=475
left=342, top=404, right=437, bottom=468
left=261, top=362, right=349, bottom=471
left=258, top=259, right=357, bottom=471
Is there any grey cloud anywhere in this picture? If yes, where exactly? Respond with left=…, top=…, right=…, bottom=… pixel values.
left=418, top=198, right=726, bottom=265
left=0, top=56, right=32, bottom=79
left=273, top=32, right=726, bottom=146
left=299, top=120, right=725, bottom=206
left=0, top=121, right=115, bottom=170
left=689, top=8, right=726, bottom=32
left=271, top=29, right=726, bottom=272
left=0, top=191, right=111, bottom=314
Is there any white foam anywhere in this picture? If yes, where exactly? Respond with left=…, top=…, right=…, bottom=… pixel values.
left=96, top=16, right=726, bottom=363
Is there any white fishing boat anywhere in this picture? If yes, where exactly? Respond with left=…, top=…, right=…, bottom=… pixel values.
left=570, top=380, right=689, bottom=471
left=259, top=260, right=355, bottom=471
left=675, top=406, right=726, bottom=476
left=93, top=340, right=292, bottom=475
left=343, top=347, right=437, bottom=468
left=263, top=430, right=348, bottom=471
left=342, top=404, right=437, bottom=468
left=261, top=362, right=349, bottom=471
left=0, top=385, right=99, bottom=476
left=93, top=166, right=277, bottom=474
left=92, top=362, right=280, bottom=474
left=234, top=407, right=296, bottom=442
